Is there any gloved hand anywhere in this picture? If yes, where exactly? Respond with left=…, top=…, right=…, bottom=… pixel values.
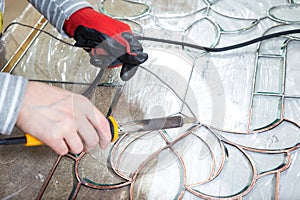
left=64, top=8, right=148, bottom=81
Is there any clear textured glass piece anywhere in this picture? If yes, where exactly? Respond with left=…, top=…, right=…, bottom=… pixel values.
left=246, top=151, right=287, bottom=174
left=42, top=157, right=75, bottom=199
left=251, top=96, right=282, bottom=131
left=132, top=148, right=183, bottom=199
left=192, top=144, right=254, bottom=198
left=110, top=131, right=166, bottom=177
left=183, top=17, right=220, bottom=55
left=151, top=0, right=207, bottom=16
left=284, top=99, right=300, bottom=125
left=99, top=0, right=150, bottom=19
left=78, top=146, right=126, bottom=186
left=112, top=46, right=194, bottom=121
left=268, top=4, right=300, bottom=24
left=286, top=40, right=300, bottom=96
left=254, top=57, right=284, bottom=94
left=173, top=126, right=224, bottom=185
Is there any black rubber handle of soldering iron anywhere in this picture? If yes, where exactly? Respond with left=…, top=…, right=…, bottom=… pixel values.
left=107, top=117, right=115, bottom=142
left=0, top=137, right=26, bottom=145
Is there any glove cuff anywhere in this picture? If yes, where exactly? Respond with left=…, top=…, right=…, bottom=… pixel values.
left=64, top=7, right=92, bottom=37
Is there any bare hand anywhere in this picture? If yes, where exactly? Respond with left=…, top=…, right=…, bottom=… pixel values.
left=16, top=81, right=111, bottom=155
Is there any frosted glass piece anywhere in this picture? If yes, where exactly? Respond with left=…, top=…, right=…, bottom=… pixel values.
left=99, top=0, right=150, bottom=19
left=246, top=151, right=287, bottom=174
left=110, top=131, right=166, bottom=177
left=78, top=146, right=126, bottom=186
left=132, top=149, right=182, bottom=199
left=173, top=126, right=224, bottom=185
left=183, top=17, right=220, bottom=55
left=251, top=96, right=282, bottom=131
left=269, top=4, right=300, bottom=23
left=284, top=99, right=300, bottom=125
left=212, top=0, right=286, bottom=19
left=219, top=120, right=300, bottom=150
left=192, top=144, right=254, bottom=198
left=254, top=57, right=284, bottom=94
left=259, top=38, right=287, bottom=56
left=112, top=46, right=194, bottom=121
left=151, top=0, right=207, bottom=16
left=286, top=40, right=300, bottom=96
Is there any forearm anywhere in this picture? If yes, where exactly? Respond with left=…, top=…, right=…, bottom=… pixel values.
left=28, top=0, right=92, bottom=35
left=0, top=73, right=28, bottom=135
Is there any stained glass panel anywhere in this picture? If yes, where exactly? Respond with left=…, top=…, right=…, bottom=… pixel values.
left=1, top=0, right=300, bottom=199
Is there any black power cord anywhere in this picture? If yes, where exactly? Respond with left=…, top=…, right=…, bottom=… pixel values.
left=136, top=29, right=300, bottom=52
left=5, top=22, right=300, bottom=52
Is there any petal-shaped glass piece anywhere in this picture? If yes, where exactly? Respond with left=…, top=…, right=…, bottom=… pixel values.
left=110, top=130, right=166, bottom=177
left=173, top=126, right=225, bottom=185
left=268, top=4, right=300, bottom=24
left=245, top=174, right=276, bottom=199
left=208, top=9, right=259, bottom=33
left=246, top=151, right=287, bottom=175
left=191, top=144, right=254, bottom=198
left=219, top=121, right=300, bottom=150
left=132, top=148, right=183, bottom=199
left=183, top=17, right=220, bottom=55
left=77, top=146, right=127, bottom=186
left=99, top=0, right=150, bottom=19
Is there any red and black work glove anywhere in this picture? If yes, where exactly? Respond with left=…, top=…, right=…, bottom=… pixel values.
left=64, top=8, right=148, bottom=81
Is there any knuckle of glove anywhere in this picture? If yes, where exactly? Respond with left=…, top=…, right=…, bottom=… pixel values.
left=120, top=32, right=148, bottom=65
left=74, top=26, right=107, bottom=48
